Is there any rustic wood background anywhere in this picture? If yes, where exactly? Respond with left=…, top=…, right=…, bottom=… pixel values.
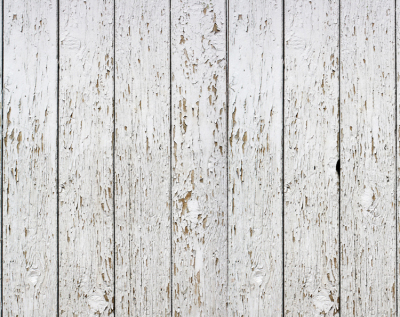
left=1, top=0, right=398, bottom=316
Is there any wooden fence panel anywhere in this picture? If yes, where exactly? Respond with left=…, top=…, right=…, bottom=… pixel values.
left=228, top=0, right=283, bottom=315
left=341, top=0, right=396, bottom=315
left=115, top=0, right=171, bottom=315
left=1, top=1, right=400, bottom=315
left=59, top=0, right=115, bottom=315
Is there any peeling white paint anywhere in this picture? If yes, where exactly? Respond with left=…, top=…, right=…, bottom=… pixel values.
left=3, top=1, right=400, bottom=316
left=284, top=0, right=340, bottom=315
left=228, top=0, right=283, bottom=315
left=172, top=0, right=227, bottom=315
left=3, top=0, right=58, bottom=315
left=341, top=0, right=396, bottom=315
left=59, top=0, right=114, bottom=316
left=115, top=0, right=171, bottom=316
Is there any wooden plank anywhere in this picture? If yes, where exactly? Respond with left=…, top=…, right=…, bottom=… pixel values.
left=58, top=0, right=114, bottom=315
left=114, top=0, right=171, bottom=315
left=341, top=1, right=396, bottom=315
left=0, top=0, right=2, bottom=310
left=398, top=0, right=400, bottom=313
left=228, top=0, right=283, bottom=315
left=284, top=0, right=339, bottom=315
left=171, top=0, right=227, bottom=315
left=2, top=0, right=57, bottom=315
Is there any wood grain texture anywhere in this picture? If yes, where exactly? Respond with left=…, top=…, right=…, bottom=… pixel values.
left=115, top=0, right=171, bottom=315
left=228, top=1, right=283, bottom=315
left=0, top=0, right=2, bottom=310
left=398, top=0, right=400, bottom=313
left=2, top=0, right=57, bottom=315
left=341, top=1, right=396, bottom=315
left=59, top=0, right=114, bottom=315
left=171, top=0, right=227, bottom=315
left=284, top=1, right=339, bottom=315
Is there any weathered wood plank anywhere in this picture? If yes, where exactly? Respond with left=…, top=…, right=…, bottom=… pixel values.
left=0, top=0, right=2, bottom=310
left=3, top=0, right=57, bottom=315
left=228, top=0, right=283, bottom=315
left=284, top=0, right=339, bottom=315
left=115, top=0, right=171, bottom=315
left=398, top=0, right=400, bottom=313
left=59, top=0, right=114, bottom=315
left=171, top=0, right=227, bottom=315
left=341, top=1, right=396, bottom=315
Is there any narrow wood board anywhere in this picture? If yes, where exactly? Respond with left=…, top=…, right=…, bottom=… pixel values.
left=284, top=0, right=340, bottom=315
left=0, top=0, right=2, bottom=309
left=3, top=0, right=58, bottom=315
left=341, top=0, right=396, bottom=315
left=171, top=0, right=227, bottom=315
left=228, top=0, right=283, bottom=315
left=59, top=0, right=115, bottom=315
left=398, top=0, right=400, bottom=312
left=115, top=0, right=171, bottom=315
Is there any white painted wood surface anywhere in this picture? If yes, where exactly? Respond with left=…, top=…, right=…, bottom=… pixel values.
left=3, top=0, right=400, bottom=315
left=228, top=0, right=283, bottom=315
left=58, top=0, right=114, bottom=315
left=3, top=0, right=57, bottom=315
left=171, top=0, right=227, bottom=315
left=115, top=0, right=171, bottom=315
left=0, top=0, right=2, bottom=311
left=341, top=0, right=396, bottom=315
left=398, top=0, right=400, bottom=314
left=284, top=1, right=340, bottom=315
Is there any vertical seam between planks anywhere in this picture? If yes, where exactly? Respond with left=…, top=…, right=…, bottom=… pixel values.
left=282, top=0, right=285, bottom=315
left=0, top=0, right=3, bottom=314
left=225, top=0, right=229, bottom=313
left=1, top=0, right=4, bottom=314
left=169, top=0, right=173, bottom=315
left=113, top=0, right=116, bottom=314
left=395, top=0, right=398, bottom=315
left=338, top=0, right=341, bottom=314
left=56, top=0, right=60, bottom=315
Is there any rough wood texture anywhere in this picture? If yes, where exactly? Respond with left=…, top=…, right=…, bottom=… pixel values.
left=3, top=0, right=57, bottom=315
left=4, top=1, right=400, bottom=315
left=398, top=0, right=400, bottom=313
left=284, top=1, right=339, bottom=315
left=59, top=0, right=114, bottom=315
left=228, top=1, right=283, bottom=315
left=171, top=0, right=227, bottom=315
left=115, top=0, right=171, bottom=315
left=0, top=0, right=2, bottom=310
left=341, top=1, right=396, bottom=315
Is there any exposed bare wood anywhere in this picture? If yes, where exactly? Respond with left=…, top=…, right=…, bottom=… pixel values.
left=341, top=1, right=396, bottom=315
left=171, top=0, right=227, bottom=315
left=3, top=0, right=57, bottom=314
left=59, top=0, right=114, bottom=315
left=228, top=0, right=283, bottom=315
left=284, top=0, right=340, bottom=315
left=115, top=0, right=171, bottom=315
